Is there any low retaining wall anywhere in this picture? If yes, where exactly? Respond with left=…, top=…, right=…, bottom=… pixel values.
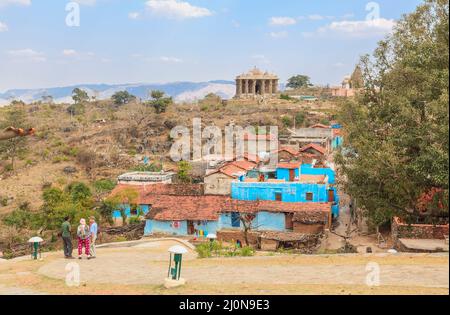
left=392, top=217, right=449, bottom=243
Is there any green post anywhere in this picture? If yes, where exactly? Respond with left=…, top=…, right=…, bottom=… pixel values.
left=32, top=242, right=39, bottom=260
left=28, top=237, right=43, bottom=260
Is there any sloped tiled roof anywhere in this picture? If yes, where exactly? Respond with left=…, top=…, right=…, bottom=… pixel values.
left=231, top=160, right=257, bottom=171
left=299, top=143, right=326, bottom=155
left=147, top=195, right=228, bottom=221
left=276, top=147, right=300, bottom=156
left=311, top=123, right=330, bottom=129
left=109, top=184, right=204, bottom=204
left=222, top=200, right=331, bottom=214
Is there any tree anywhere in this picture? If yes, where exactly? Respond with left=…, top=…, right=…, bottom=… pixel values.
left=107, top=187, right=139, bottom=225
left=177, top=161, right=192, bottom=183
left=336, top=0, right=449, bottom=227
left=72, top=88, right=89, bottom=104
left=111, top=90, right=136, bottom=106
left=286, top=75, right=312, bottom=89
left=146, top=90, right=172, bottom=114
left=239, top=213, right=257, bottom=246
left=0, top=106, right=29, bottom=170
left=350, top=65, right=364, bottom=89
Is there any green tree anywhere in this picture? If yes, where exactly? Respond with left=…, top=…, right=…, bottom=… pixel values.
left=72, top=88, right=89, bottom=104
left=350, top=65, right=364, bottom=89
left=177, top=161, right=192, bottom=183
left=111, top=90, right=136, bottom=106
left=0, top=106, right=29, bottom=170
left=146, top=90, right=172, bottom=114
left=107, top=187, right=139, bottom=225
left=286, top=75, right=312, bottom=89
left=336, top=0, right=449, bottom=227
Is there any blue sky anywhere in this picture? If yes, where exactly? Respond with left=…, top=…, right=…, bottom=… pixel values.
left=0, top=0, right=422, bottom=91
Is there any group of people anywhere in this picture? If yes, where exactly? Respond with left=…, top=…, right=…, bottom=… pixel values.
left=61, top=216, right=98, bottom=260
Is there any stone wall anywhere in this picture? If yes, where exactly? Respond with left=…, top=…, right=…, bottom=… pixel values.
left=217, top=230, right=260, bottom=246
left=392, top=217, right=449, bottom=242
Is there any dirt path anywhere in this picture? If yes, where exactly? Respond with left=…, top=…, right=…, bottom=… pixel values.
left=1, top=240, right=448, bottom=295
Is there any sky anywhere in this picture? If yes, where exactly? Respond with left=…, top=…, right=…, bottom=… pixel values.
left=0, top=0, right=423, bottom=92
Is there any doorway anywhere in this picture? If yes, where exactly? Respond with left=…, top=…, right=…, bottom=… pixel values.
left=187, top=221, right=195, bottom=235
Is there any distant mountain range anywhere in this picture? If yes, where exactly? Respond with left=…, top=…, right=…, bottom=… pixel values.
left=0, top=80, right=236, bottom=106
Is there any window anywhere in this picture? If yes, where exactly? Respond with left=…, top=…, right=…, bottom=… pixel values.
left=275, top=193, right=282, bottom=201
left=306, top=193, right=314, bottom=201
left=231, top=212, right=241, bottom=228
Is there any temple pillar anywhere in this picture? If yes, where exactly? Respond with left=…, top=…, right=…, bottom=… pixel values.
left=252, top=80, right=256, bottom=97
left=236, top=79, right=241, bottom=97
left=269, top=80, right=273, bottom=96
left=261, top=80, right=266, bottom=95
left=273, top=79, right=278, bottom=94
left=244, top=80, right=249, bottom=97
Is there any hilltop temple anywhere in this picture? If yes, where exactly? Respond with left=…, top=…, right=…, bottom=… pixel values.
left=235, top=68, right=279, bottom=99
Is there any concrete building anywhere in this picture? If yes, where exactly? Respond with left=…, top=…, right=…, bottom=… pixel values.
left=235, top=68, right=279, bottom=99
left=117, top=171, right=175, bottom=185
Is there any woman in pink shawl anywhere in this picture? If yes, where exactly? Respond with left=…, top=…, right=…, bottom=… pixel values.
left=77, top=218, right=91, bottom=259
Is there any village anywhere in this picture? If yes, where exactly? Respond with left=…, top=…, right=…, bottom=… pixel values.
left=0, top=0, right=448, bottom=298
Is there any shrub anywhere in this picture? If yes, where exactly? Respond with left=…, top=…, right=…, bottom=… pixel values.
left=281, top=116, right=293, bottom=128
left=93, top=179, right=116, bottom=193
left=128, top=216, right=142, bottom=225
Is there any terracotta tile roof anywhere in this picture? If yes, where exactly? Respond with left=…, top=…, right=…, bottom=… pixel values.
left=231, top=160, right=257, bottom=171
left=277, top=161, right=302, bottom=169
left=219, top=164, right=247, bottom=178
left=299, top=143, right=327, bottom=155
left=276, top=147, right=300, bottom=156
left=222, top=200, right=331, bottom=214
left=147, top=195, right=228, bottom=221
left=298, top=175, right=327, bottom=184
left=244, top=153, right=260, bottom=163
left=311, top=123, right=330, bottom=129
left=109, top=184, right=204, bottom=204
left=293, top=211, right=329, bottom=224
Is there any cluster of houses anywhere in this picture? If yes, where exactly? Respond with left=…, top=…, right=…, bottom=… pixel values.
left=109, top=124, right=343, bottom=249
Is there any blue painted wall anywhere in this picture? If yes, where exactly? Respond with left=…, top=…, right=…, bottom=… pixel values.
left=231, top=182, right=329, bottom=203
left=219, top=211, right=286, bottom=232
left=256, top=211, right=286, bottom=231
left=276, top=167, right=300, bottom=182
left=144, top=220, right=219, bottom=236
left=113, top=204, right=150, bottom=218
left=300, top=164, right=336, bottom=184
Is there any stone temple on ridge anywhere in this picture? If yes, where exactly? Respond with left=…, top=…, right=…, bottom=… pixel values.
left=235, top=68, right=279, bottom=99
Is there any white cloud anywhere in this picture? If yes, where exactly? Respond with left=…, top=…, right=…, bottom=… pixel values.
left=0, top=21, right=8, bottom=32
left=334, top=62, right=345, bottom=68
left=145, top=0, right=213, bottom=19
left=317, top=18, right=396, bottom=38
left=128, top=12, right=140, bottom=19
left=73, top=0, right=96, bottom=6
left=231, top=19, right=240, bottom=28
left=0, top=0, right=31, bottom=8
left=62, top=49, right=77, bottom=56
left=160, top=56, right=183, bottom=63
left=269, top=16, right=296, bottom=26
left=7, top=48, right=46, bottom=62
left=269, top=31, right=288, bottom=39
